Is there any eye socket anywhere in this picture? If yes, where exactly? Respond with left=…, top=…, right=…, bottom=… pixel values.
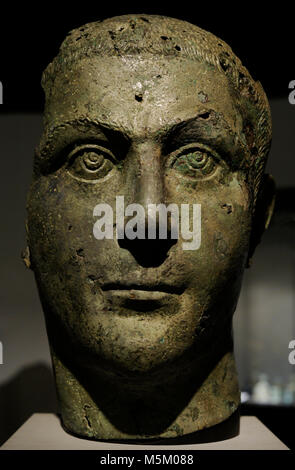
left=167, top=144, right=219, bottom=179
left=67, top=144, right=116, bottom=181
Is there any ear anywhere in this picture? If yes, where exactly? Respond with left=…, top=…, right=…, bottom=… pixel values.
left=246, top=174, right=276, bottom=268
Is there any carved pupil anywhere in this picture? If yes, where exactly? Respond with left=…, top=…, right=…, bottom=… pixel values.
left=186, top=151, right=208, bottom=169
left=82, top=152, right=104, bottom=171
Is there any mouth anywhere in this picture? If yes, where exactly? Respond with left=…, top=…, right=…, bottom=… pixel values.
left=101, top=282, right=185, bottom=302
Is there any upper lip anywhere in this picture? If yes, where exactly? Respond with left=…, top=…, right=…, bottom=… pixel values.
left=101, top=282, right=185, bottom=295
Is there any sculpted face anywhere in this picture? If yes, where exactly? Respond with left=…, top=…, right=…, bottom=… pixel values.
left=25, top=15, right=273, bottom=439
left=28, top=55, right=251, bottom=369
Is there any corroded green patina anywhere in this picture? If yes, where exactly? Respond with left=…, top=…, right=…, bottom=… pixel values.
left=24, top=15, right=275, bottom=440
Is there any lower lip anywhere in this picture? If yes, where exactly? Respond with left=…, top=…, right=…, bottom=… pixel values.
left=105, top=289, right=172, bottom=301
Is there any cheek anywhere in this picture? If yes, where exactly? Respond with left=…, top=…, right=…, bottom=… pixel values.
left=27, top=177, right=116, bottom=333
left=204, top=178, right=252, bottom=255
left=27, top=174, right=121, bottom=267
left=170, top=176, right=252, bottom=290
left=203, top=200, right=251, bottom=262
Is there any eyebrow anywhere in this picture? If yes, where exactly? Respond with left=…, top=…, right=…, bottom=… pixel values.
left=37, top=117, right=130, bottom=170
left=37, top=111, right=249, bottom=170
left=161, top=111, right=249, bottom=168
left=38, top=118, right=121, bottom=156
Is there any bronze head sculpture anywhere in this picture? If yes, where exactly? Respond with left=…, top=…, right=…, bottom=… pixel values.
left=24, top=14, right=275, bottom=440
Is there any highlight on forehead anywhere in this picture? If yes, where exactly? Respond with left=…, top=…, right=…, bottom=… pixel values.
left=41, top=14, right=272, bottom=199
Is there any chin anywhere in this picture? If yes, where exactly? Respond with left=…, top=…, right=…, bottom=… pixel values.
left=75, top=331, right=197, bottom=381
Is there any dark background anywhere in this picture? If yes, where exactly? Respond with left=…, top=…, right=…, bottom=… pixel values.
left=0, top=2, right=294, bottom=451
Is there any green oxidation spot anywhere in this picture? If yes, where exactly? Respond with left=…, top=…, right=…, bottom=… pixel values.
left=116, top=161, right=124, bottom=171
left=191, top=407, right=199, bottom=421
left=159, top=337, right=165, bottom=344
left=170, top=423, right=183, bottom=436
left=174, top=159, right=196, bottom=177
left=227, top=400, right=236, bottom=412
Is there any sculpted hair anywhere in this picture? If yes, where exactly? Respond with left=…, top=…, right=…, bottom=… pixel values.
left=42, top=14, right=272, bottom=201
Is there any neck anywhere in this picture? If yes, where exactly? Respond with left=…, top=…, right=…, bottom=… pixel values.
left=51, top=347, right=240, bottom=440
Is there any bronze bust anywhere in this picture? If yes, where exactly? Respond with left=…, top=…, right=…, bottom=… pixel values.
left=24, top=14, right=275, bottom=440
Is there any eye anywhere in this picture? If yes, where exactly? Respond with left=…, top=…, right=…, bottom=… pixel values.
left=67, top=144, right=116, bottom=181
left=168, top=144, right=218, bottom=179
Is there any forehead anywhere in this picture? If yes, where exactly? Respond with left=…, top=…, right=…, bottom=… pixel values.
left=45, top=55, right=243, bottom=138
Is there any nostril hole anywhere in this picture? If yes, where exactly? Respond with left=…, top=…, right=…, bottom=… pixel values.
left=118, top=232, right=177, bottom=268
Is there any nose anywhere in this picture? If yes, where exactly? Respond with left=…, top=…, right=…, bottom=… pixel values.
left=133, top=141, right=164, bottom=208
left=118, top=141, right=178, bottom=267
